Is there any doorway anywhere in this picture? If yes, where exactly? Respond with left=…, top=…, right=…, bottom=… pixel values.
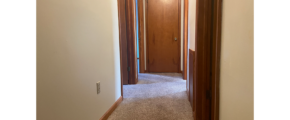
left=117, top=0, right=222, bottom=119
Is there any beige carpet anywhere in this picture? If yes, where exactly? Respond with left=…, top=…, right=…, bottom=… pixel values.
left=108, top=73, right=194, bottom=120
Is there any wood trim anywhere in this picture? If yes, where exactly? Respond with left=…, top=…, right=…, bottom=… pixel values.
left=211, top=0, right=222, bottom=120
left=126, top=0, right=138, bottom=84
left=99, top=96, right=123, bottom=120
left=183, top=0, right=189, bottom=80
left=194, top=0, right=217, bottom=119
left=178, top=0, right=181, bottom=73
left=145, top=0, right=148, bottom=72
left=192, top=0, right=222, bottom=119
left=188, top=49, right=196, bottom=119
left=134, top=0, right=138, bottom=83
left=145, top=0, right=182, bottom=73
left=138, top=0, right=145, bottom=73
left=117, top=0, right=126, bottom=94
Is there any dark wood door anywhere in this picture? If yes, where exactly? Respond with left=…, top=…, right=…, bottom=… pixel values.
left=147, top=0, right=180, bottom=72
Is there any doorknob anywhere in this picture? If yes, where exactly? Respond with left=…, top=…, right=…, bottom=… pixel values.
left=174, top=37, right=177, bottom=41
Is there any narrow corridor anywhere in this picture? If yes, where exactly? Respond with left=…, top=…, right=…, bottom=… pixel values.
left=108, top=73, right=193, bottom=120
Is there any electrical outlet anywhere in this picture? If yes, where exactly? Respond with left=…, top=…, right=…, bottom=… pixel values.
left=97, top=81, right=100, bottom=94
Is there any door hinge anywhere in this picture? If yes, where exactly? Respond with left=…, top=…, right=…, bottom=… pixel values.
left=206, top=90, right=212, bottom=99
left=127, top=67, right=130, bottom=71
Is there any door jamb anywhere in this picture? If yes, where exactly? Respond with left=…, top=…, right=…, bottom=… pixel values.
left=193, top=0, right=222, bottom=119
left=138, top=0, right=145, bottom=73
left=211, top=0, right=222, bottom=119
left=117, top=0, right=138, bottom=96
left=125, top=0, right=138, bottom=84
left=183, top=0, right=189, bottom=80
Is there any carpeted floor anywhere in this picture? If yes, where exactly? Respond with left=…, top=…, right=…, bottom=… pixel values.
left=108, top=73, right=194, bottom=120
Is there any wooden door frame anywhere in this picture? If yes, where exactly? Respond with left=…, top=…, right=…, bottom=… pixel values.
left=192, top=0, right=222, bottom=119
left=117, top=0, right=126, bottom=96
left=144, top=0, right=182, bottom=73
left=138, top=0, right=145, bottom=73
left=183, top=0, right=189, bottom=80
left=125, top=0, right=138, bottom=84
left=210, top=0, right=222, bottom=119
left=118, top=0, right=138, bottom=92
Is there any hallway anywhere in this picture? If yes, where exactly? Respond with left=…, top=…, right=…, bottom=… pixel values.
left=108, top=73, right=193, bottom=120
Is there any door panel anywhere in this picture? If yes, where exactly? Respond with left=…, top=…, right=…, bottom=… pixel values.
left=147, top=0, right=180, bottom=72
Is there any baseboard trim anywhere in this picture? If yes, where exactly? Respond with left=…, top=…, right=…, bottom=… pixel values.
left=99, top=96, right=123, bottom=120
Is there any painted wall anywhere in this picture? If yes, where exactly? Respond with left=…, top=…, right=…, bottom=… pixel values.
left=219, top=0, right=254, bottom=120
left=143, top=0, right=184, bottom=71
left=188, top=0, right=196, bottom=51
left=187, top=0, right=196, bottom=90
left=37, top=0, right=121, bottom=120
left=180, top=0, right=184, bottom=71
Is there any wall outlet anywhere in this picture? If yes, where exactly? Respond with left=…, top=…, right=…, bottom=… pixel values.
left=97, top=81, right=100, bottom=94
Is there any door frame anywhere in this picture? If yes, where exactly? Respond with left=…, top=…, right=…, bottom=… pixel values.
left=118, top=0, right=138, bottom=88
left=125, top=0, right=138, bottom=84
left=183, top=0, right=189, bottom=80
left=117, top=0, right=127, bottom=95
left=144, top=0, right=182, bottom=73
left=210, top=0, right=222, bottom=119
left=138, top=0, right=145, bottom=73
left=192, top=0, right=222, bottom=119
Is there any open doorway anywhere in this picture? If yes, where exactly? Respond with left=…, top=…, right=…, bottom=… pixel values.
left=117, top=0, right=222, bottom=119
left=118, top=0, right=189, bottom=96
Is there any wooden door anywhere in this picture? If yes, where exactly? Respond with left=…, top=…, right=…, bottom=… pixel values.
left=146, top=0, right=180, bottom=72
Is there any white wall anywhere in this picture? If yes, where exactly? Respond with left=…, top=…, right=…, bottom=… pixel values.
left=143, top=0, right=184, bottom=71
left=37, top=0, right=121, bottom=120
left=180, top=0, right=184, bottom=71
left=219, top=0, right=254, bottom=119
left=188, top=0, right=196, bottom=51
left=187, top=0, right=196, bottom=90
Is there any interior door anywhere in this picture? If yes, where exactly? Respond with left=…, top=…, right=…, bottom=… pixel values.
left=147, top=0, right=180, bottom=72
